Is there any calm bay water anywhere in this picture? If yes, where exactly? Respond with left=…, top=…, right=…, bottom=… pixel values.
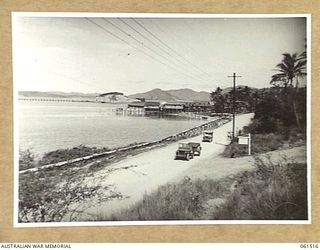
left=18, top=101, right=205, bottom=158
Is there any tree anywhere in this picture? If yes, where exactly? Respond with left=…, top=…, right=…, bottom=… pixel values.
left=210, top=87, right=226, bottom=113
left=270, top=53, right=307, bottom=129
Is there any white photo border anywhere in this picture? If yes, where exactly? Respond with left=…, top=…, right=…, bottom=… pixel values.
left=12, top=12, right=312, bottom=227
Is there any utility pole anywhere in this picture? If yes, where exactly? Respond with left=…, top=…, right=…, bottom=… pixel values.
left=228, top=73, right=242, bottom=140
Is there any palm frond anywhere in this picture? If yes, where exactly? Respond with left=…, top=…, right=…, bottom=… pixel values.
left=271, top=52, right=306, bottom=87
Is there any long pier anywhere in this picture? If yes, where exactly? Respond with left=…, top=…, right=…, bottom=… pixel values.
left=19, top=98, right=95, bottom=103
left=19, top=116, right=231, bottom=174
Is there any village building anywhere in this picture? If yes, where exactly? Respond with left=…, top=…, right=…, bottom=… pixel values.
left=184, top=101, right=213, bottom=112
left=144, top=101, right=161, bottom=114
left=162, top=102, right=185, bottom=113
left=128, top=101, right=145, bottom=109
left=127, top=101, right=145, bottom=113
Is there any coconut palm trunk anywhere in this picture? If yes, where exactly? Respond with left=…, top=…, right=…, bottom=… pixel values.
left=292, top=79, right=301, bottom=130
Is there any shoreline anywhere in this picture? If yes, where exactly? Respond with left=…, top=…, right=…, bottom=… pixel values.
left=19, top=116, right=232, bottom=174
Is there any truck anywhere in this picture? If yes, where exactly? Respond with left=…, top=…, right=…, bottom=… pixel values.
left=202, top=130, right=214, bottom=142
left=187, top=142, right=202, bottom=156
left=175, top=143, right=194, bottom=161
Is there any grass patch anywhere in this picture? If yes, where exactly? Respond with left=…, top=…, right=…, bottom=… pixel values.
left=212, top=159, right=307, bottom=220
left=101, top=177, right=232, bottom=221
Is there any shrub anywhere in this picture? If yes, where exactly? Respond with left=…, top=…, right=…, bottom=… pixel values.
left=38, top=145, right=109, bottom=166
left=18, top=165, right=114, bottom=222
left=223, top=133, right=284, bottom=157
left=251, top=133, right=284, bottom=153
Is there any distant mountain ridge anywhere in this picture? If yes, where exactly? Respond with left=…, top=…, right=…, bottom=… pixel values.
left=19, top=86, right=259, bottom=103
left=167, top=88, right=211, bottom=102
left=129, top=88, right=178, bottom=101
left=19, top=91, right=98, bottom=100
left=129, top=88, right=211, bottom=102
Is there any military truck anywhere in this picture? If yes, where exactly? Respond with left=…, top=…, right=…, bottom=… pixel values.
left=202, top=130, right=214, bottom=142
left=175, top=143, right=194, bottom=161
left=187, top=142, right=202, bottom=156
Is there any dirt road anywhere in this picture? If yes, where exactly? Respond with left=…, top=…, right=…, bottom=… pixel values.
left=72, top=113, right=254, bottom=220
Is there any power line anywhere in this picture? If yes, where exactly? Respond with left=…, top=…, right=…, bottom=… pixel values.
left=102, top=18, right=209, bottom=83
left=86, top=18, right=195, bottom=82
left=134, top=18, right=213, bottom=80
left=118, top=18, right=211, bottom=83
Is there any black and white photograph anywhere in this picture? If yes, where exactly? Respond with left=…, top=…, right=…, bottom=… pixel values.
left=13, top=13, right=310, bottom=225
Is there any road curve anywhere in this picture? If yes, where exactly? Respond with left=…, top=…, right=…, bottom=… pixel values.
left=76, top=113, right=254, bottom=220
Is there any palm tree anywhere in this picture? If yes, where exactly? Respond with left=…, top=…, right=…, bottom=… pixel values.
left=270, top=53, right=306, bottom=88
left=270, top=53, right=307, bottom=129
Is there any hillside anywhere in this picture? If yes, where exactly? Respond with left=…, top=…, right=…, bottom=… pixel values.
left=129, top=88, right=210, bottom=102
left=167, top=88, right=210, bottom=101
left=128, top=88, right=179, bottom=101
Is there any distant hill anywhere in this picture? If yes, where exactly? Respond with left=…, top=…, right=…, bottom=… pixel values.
left=167, top=88, right=210, bottom=101
left=19, top=91, right=98, bottom=100
left=129, top=88, right=211, bottom=102
left=19, top=86, right=260, bottom=103
left=129, top=88, right=179, bottom=101
left=18, top=91, right=138, bottom=103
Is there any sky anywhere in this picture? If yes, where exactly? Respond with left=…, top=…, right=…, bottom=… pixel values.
left=12, top=14, right=306, bottom=95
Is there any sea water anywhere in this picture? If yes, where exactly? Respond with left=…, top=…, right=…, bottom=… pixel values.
left=18, top=100, right=205, bottom=158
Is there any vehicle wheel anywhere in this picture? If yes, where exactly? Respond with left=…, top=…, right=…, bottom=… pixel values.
left=186, top=154, right=190, bottom=161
